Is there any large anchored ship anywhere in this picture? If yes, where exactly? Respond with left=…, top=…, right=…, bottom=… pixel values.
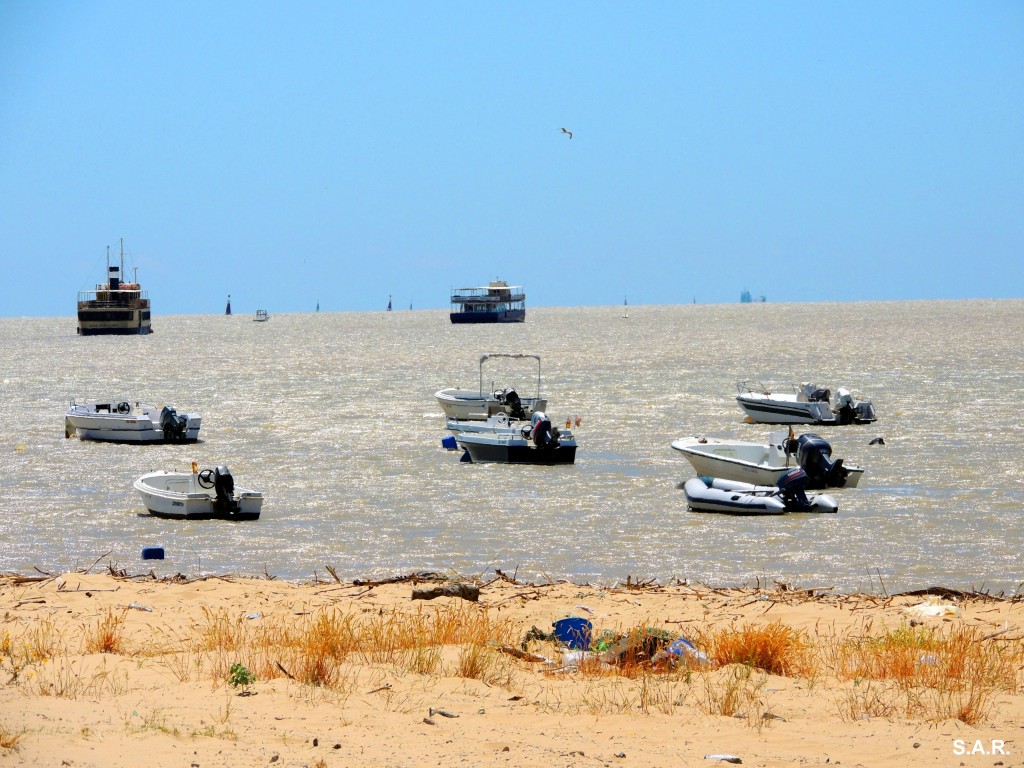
left=76, top=239, right=152, bottom=336
left=449, top=280, right=525, bottom=324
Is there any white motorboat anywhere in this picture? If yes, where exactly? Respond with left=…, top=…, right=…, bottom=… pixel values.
left=254, top=309, right=269, bottom=322
left=683, top=472, right=838, bottom=515
left=455, top=412, right=577, bottom=464
left=671, top=430, right=864, bottom=489
left=133, top=464, right=263, bottom=520
left=735, top=381, right=877, bottom=425
left=65, top=400, right=201, bottom=443
left=435, top=353, right=547, bottom=421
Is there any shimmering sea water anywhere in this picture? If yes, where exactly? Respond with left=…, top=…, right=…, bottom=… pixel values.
left=1, top=300, right=1022, bottom=593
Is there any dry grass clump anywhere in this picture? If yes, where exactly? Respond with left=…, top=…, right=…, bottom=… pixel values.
left=697, top=664, right=770, bottom=722
left=0, top=723, right=27, bottom=751
left=831, top=623, right=1023, bottom=725
left=701, top=621, right=813, bottom=677
left=193, top=604, right=518, bottom=690
left=23, top=657, right=128, bottom=699
left=835, top=624, right=1020, bottom=690
left=280, top=611, right=355, bottom=688
left=83, top=609, right=129, bottom=655
left=10, top=618, right=63, bottom=664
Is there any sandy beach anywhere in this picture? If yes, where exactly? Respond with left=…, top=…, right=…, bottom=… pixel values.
left=1, top=569, right=1021, bottom=768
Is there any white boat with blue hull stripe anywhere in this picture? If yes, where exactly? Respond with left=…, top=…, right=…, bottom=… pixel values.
left=735, top=381, right=877, bottom=426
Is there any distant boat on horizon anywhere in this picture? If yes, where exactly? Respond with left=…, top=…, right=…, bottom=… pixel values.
left=76, top=239, right=152, bottom=336
left=449, top=280, right=525, bottom=324
left=623, top=296, right=629, bottom=319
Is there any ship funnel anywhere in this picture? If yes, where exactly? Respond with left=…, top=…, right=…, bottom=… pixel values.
left=108, top=264, right=121, bottom=290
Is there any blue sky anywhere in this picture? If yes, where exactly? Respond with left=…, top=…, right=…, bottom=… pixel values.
left=1, top=1, right=1021, bottom=317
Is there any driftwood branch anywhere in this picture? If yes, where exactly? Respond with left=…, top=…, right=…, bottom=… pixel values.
left=495, top=568, right=519, bottom=584
left=411, top=583, right=479, bottom=602
left=353, top=572, right=447, bottom=587
left=82, top=551, right=113, bottom=574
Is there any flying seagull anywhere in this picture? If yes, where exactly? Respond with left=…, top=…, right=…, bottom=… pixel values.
left=560, top=127, right=573, bottom=140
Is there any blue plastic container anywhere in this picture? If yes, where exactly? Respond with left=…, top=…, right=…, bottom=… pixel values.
left=441, top=435, right=458, bottom=451
left=141, top=547, right=165, bottom=560
left=552, top=617, right=592, bottom=650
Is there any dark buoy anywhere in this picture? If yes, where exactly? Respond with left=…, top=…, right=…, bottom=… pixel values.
left=869, top=437, right=885, bottom=446
left=142, top=546, right=165, bottom=560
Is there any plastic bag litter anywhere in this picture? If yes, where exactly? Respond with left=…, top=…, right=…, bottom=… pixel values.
left=559, top=649, right=606, bottom=670
left=902, top=597, right=961, bottom=618
left=653, top=636, right=710, bottom=666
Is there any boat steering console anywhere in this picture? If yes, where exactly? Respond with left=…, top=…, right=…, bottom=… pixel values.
left=197, top=465, right=240, bottom=514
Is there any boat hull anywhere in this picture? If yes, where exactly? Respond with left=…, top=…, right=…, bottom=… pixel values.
left=459, top=441, right=576, bottom=465
left=76, top=305, right=152, bottom=335
left=77, top=324, right=152, bottom=336
left=449, top=309, right=525, bottom=323
left=736, top=395, right=835, bottom=425
left=133, top=472, right=262, bottom=521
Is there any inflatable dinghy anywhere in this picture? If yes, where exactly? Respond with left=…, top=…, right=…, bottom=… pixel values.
left=683, top=470, right=839, bottom=515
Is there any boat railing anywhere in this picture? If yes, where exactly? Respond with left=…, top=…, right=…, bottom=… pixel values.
left=451, top=286, right=526, bottom=304
left=736, top=380, right=772, bottom=395
left=78, top=289, right=148, bottom=305
left=479, top=353, right=541, bottom=398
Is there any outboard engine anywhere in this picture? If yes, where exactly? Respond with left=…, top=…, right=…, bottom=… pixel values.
left=498, top=387, right=526, bottom=420
left=854, top=400, right=877, bottom=423
left=792, top=433, right=848, bottom=489
left=775, top=467, right=813, bottom=511
left=212, top=465, right=239, bottom=514
left=833, top=388, right=856, bottom=425
left=160, top=405, right=189, bottom=442
left=530, top=411, right=556, bottom=448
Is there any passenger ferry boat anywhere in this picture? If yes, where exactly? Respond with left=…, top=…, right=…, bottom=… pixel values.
left=76, top=240, right=152, bottom=335
left=449, top=280, right=525, bottom=324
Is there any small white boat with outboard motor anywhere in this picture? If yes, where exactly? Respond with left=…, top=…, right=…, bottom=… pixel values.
left=435, top=353, right=547, bottom=421
left=735, top=381, right=876, bottom=425
left=133, top=463, right=263, bottom=520
left=65, top=400, right=201, bottom=443
left=671, top=429, right=864, bottom=489
left=448, top=411, right=577, bottom=464
left=683, top=469, right=839, bottom=515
